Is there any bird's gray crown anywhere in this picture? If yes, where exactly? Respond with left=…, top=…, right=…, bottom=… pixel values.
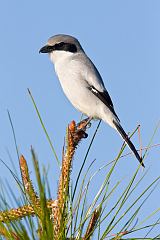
left=39, top=34, right=83, bottom=54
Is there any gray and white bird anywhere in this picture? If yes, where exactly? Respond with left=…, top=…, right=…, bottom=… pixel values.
left=39, top=34, right=144, bottom=167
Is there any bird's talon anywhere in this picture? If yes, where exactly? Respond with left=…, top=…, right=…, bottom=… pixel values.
left=77, top=117, right=91, bottom=130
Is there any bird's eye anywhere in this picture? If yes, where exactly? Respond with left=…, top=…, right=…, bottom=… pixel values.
left=58, top=42, right=65, bottom=47
left=54, top=42, right=65, bottom=50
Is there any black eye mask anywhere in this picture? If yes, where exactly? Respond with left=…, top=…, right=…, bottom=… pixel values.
left=54, top=42, right=77, bottom=53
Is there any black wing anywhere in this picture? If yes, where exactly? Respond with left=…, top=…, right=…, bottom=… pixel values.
left=88, top=85, right=120, bottom=121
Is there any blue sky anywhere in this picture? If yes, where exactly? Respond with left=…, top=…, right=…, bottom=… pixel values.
left=0, top=0, right=160, bottom=238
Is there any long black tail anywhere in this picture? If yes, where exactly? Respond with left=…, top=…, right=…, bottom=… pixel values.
left=113, top=120, right=145, bottom=167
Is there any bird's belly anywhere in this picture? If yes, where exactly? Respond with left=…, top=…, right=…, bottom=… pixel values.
left=56, top=71, right=100, bottom=117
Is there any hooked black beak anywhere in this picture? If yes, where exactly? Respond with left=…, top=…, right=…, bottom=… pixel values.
left=39, top=45, right=54, bottom=54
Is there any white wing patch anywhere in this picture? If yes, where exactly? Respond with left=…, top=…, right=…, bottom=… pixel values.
left=91, top=87, right=98, bottom=93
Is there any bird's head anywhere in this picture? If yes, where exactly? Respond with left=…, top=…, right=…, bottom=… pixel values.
left=39, top=34, right=83, bottom=64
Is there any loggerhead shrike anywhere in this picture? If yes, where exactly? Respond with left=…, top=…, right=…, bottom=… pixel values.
left=39, top=34, right=144, bottom=167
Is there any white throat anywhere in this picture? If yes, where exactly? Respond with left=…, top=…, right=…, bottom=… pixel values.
left=49, top=50, right=74, bottom=65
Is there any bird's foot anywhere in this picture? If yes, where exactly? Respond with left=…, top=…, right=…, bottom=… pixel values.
left=76, top=117, right=92, bottom=131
